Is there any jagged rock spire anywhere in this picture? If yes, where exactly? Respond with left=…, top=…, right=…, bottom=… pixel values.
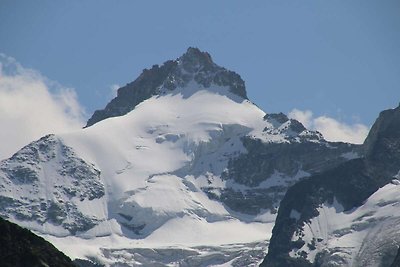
left=179, top=47, right=214, bottom=73
left=85, top=47, right=247, bottom=127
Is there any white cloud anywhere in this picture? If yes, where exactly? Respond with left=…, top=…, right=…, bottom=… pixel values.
left=288, top=109, right=369, bottom=144
left=110, top=84, right=120, bottom=98
left=0, top=54, right=85, bottom=160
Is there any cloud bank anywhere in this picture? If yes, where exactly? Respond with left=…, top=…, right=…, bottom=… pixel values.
left=0, top=54, right=85, bottom=160
left=288, top=109, right=369, bottom=144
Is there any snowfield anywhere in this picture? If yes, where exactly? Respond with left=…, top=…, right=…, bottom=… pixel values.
left=1, top=83, right=297, bottom=266
left=290, top=180, right=400, bottom=267
left=59, top=86, right=280, bottom=265
left=56, top=87, right=281, bottom=265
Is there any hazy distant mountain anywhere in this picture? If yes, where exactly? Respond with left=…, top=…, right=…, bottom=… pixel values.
left=0, top=48, right=359, bottom=266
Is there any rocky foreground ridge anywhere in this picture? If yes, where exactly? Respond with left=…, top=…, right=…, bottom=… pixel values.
left=0, top=217, right=74, bottom=267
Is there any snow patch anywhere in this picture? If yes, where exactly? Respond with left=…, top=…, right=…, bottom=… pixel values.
left=290, top=184, right=400, bottom=266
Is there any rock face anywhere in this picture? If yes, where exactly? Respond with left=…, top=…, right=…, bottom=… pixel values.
left=86, top=47, right=247, bottom=127
left=261, top=105, right=400, bottom=267
left=364, top=104, right=400, bottom=175
left=215, top=113, right=359, bottom=215
left=391, top=247, right=400, bottom=267
left=0, top=216, right=74, bottom=267
left=0, top=134, right=105, bottom=235
left=216, top=136, right=359, bottom=215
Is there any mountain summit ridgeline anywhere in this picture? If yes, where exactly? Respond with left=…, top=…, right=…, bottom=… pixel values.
left=86, top=47, right=247, bottom=127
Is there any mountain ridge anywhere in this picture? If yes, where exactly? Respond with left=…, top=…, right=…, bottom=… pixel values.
left=261, top=105, right=400, bottom=267
left=86, top=47, right=247, bottom=127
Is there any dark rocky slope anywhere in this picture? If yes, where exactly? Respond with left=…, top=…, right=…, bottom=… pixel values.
left=0, top=216, right=75, bottom=267
left=217, top=133, right=359, bottom=215
left=261, top=104, right=400, bottom=267
left=391, top=247, right=400, bottom=267
left=86, top=47, right=247, bottom=127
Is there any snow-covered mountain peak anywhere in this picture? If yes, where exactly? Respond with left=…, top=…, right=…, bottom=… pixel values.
left=0, top=50, right=361, bottom=266
left=86, top=47, right=247, bottom=127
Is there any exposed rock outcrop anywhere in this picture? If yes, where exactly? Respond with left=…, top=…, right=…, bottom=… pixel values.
left=0, top=217, right=74, bottom=267
left=262, top=105, right=400, bottom=267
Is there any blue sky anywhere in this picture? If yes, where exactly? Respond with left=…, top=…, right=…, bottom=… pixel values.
left=0, top=1, right=399, bottom=150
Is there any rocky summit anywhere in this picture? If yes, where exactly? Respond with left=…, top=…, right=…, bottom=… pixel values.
left=86, top=47, right=247, bottom=127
